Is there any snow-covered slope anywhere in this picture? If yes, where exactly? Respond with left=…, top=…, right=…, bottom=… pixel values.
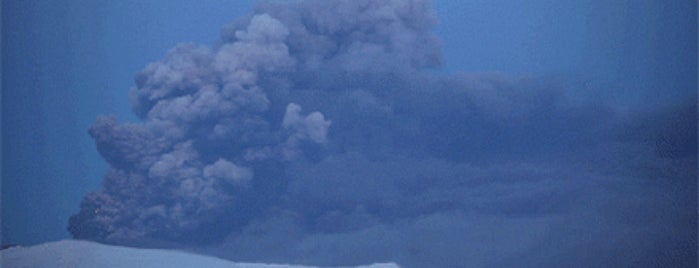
left=1, top=240, right=399, bottom=268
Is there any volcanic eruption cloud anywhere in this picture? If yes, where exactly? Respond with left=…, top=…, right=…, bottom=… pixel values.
left=69, top=0, right=697, bottom=267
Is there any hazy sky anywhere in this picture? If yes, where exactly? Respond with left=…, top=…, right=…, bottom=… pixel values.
left=2, top=0, right=696, bottom=267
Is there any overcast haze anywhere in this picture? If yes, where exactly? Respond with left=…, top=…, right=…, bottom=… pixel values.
left=2, top=0, right=697, bottom=267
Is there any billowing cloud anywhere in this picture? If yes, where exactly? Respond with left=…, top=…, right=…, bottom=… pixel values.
left=283, top=103, right=330, bottom=142
left=69, top=0, right=697, bottom=267
left=203, top=159, right=253, bottom=185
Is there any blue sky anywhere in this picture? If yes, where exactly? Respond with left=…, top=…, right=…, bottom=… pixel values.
left=2, top=0, right=696, bottom=266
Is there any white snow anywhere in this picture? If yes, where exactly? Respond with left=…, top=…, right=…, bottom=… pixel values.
left=1, top=240, right=399, bottom=268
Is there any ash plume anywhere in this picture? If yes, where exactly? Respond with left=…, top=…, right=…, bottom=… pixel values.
left=69, top=0, right=697, bottom=267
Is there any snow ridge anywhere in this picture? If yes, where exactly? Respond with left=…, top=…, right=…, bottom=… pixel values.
left=1, top=240, right=400, bottom=268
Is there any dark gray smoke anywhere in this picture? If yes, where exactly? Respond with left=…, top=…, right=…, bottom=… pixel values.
left=69, top=0, right=697, bottom=267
